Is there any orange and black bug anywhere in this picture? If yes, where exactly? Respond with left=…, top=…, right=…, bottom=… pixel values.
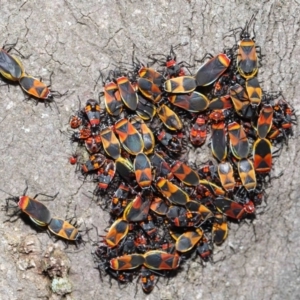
left=139, top=213, right=158, bottom=239
left=138, top=66, right=164, bottom=85
left=68, top=98, right=87, bottom=129
left=163, top=47, right=189, bottom=78
left=143, top=250, right=180, bottom=270
left=156, top=104, right=183, bottom=131
left=208, top=95, right=233, bottom=110
left=171, top=161, right=200, bottom=187
left=189, top=115, right=207, bottom=146
left=130, top=116, right=155, bottom=155
left=230, top=83, right=255, bottom=119
left=124, top=193, right=151, bottom=222
left=71, top=128, right=92, bottom=142
left=175, top=229, right=203, bottom=253
left=245, top=76, right=262, bottom=106
left=137, top=77, right=163, bottom=103
left=47, top=217, right=82, bottom=243
left=81, top=153, right=106, bottom=174
left=185, top=200, right=214, bottom=220
left=149, top=43, right=190, bottom=78
left=253, top=138, right=272, bottom=174
left=138, top=122, right=155, bottom=155
left=150, top=151, right=173, bottom=180
left=211, top=121, right=227, bottom=162
left=212, top=214, right=228, bottom=245
left=105, top=82, right=123, bottom=116
left=237, top=158, right=257, bottom=191
left=133, top=232, right=150, bottom=253
left=85, top=135, right=102, bottom=154
left=114, top=118, right=144, bottom=155
left=69, top=116, right=82, bottom=129
left=95, top=159, right=116, bottom=191
left=236, top=14, right=260, bottom=79
left=99, top=73, right=124, bottom=116
left=272, top=98, right=296, bottom=140
left=2, top=185, right=57, bottom=225
left=115, top=157, right=135, bottom=182
left=150, top=197, right=169, bottom=216
left=110, top=194, right=131, bottom=217
left=197, top=160, right=216, bottom=181
left=195, top=53, right=231, bottom=86
left=217, top=162, right=236, bottom=192
left=257, top=104, right=273, bottom=138
left=19, top=75, right=55, bottom=100
left=84, top=99, right=102, bottom=129
left=168, top=91, right=209, bottom=113
left=100, top=126, right=121, bottom=159
left=69, top=112, right=87, bottom=129
left=110, top=253, right=145, bottom=270
left=139, top=267, right=156, bottom=294
left=227, top=121, right=250, bottom=160
left=196, top=236, right=213, bottom=262
left=156, top=178, right=190, bottom=206
left=105, top=218, right=129, bottom=248
left=277, top=98, right=297, bottom=127
left=0, top=46, right=25, bottom=81
left=155, top=129, right=183, bottom=154
left=198, top=180, right=225, bottom=197
left=164, top=76, right=197, bottom=94
left=113, top=182, right=131, bottom=200
left=134, top=153, right=152, bottom=189
left=69, top=153, right=78, bottom=165
left=214, top=196, right=255, bottom=220
left=136, top=94, right=157, bottom=120
left=211, top=71, right=236, bottom=97
left=116, top=76, right=138, bottom=111
left=147, top=43, right=190, bottom=78
left=138, top=66, right=164, bottom=86
left=171, top=210, right=203, bottom=227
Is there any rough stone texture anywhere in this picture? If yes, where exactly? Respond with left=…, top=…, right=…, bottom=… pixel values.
left=0, top=1, right=299, bottom=299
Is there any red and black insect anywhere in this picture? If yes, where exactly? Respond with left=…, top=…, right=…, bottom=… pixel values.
left=235, top=14, right=260, bottom=79
left=195, top=53, right=231, bottom=87
left=189, top=115, right=208, bottom=146
left=134, top=153, right=153, bottom=189
left=116, top=75, right=138, bottom=111
left=257, top=104, right=274, bottom=138
left=214, top=197, right=255, bottom=220
left=2, top=185, right=57, bottom=226
left=95, top=159, right=116, bottom=192
left=114, top=118, right=144, bottom=155
left=84, top=99, right=102, bottom=129
left=253, top=138, right=272, bottom=174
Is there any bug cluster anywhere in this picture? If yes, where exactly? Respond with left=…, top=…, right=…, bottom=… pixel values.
left=2, top=186, right=83, bottom=244
left=0, top=41, right=60, bottom=102
left=67, top=14, right=297, bottom=293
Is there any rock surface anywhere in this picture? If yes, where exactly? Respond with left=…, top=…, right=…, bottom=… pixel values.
left=0, top=1, right=299, bottom=299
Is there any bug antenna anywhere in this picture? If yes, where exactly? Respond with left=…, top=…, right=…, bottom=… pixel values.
left=0, top=188, right=16, bottom=198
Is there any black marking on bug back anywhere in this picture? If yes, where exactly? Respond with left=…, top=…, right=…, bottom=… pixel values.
left=182, top=76, right=196, bottom=91
left=19, top=76, right=34, bottom=91
left=48, top=218, right=64, bottom=234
